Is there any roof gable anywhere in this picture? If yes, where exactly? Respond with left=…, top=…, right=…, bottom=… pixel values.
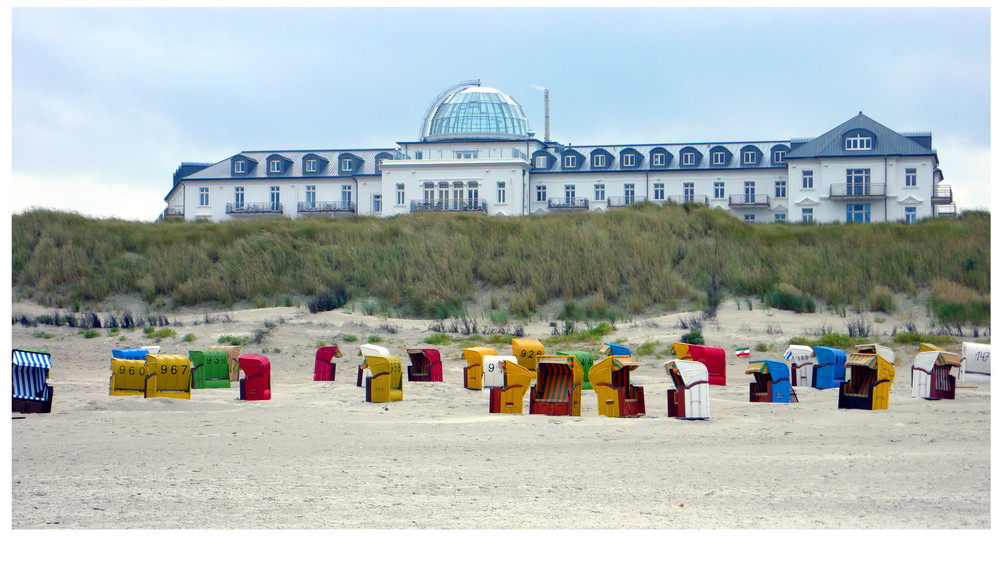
left=786, top=113, right=935, bottom=159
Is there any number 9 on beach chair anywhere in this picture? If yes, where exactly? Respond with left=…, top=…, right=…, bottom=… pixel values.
left=365, top=355, right=404, bottom=403
left=590, top=355, right=645, bottom=418
left=356, top=344, right=390, bottom=387
left=482, top=355, right=518, bottom=391
left=665, top=360, right=710, bottom=419
left=190, top=350, right=232, bottom=389
left=838, top=344, right=895, bottom=410
left=144, top=354, right=193, bottom=400
left=314, top=345, right=342, bottom=381
left=529, top=355, right=583, bottom=416
left=489, top=359, right=533, bottom=414
left=12, top=349, right=54, bottom=414
left=911, top=349, right=961, bottom=400
left=462, top=347, right=498, bottom=390
left=747, top=360, right=797, bottom=403
left=238, top=354, right=271, bottom=401
left=406, top=348, right=443, bottom=382
left=672, top=342, right=727, bottom=386
left=110, top=358, right=148, bottom=396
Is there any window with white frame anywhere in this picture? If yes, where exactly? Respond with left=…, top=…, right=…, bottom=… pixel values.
left=775, top=213, right=787, bottom=222
left=622, top=153, right=635, bottom=167
left=565, top=185, right=576, bottom=201
left=846, top=203, right=871, bottom=223
left=199, top=187, right=209, bottom=206
left=341, top=185, right=352, bottom=203
left=305, top=185, right=316, bottom=206
left=396, top=183, right=405, bottom=205
left=234, top=160, right=246, bottom=174
left=846, top=168, right=871, bottom=195
left=270, top=160, right=282, bottom=173
left=467, top=182, right=479, bottom=204
left=422, top=183, right=434, bottom=202
left=653, top=183, right=665, bottom=200
left=744, top=181, right=756, bottom=200
left=269, top=186, right=280, bottom=210
left=775, top=180, right=787, bottom=198
left=234, top=186, right=244, bottom=207
left=564, top=155, right=576, bottom=168
left=594, top=184, right=605, bottom=201
left=536, top=185, right=547, bottom=202
left=372, top=194, right=382, bottom=213
left=652, top=153, right=665, bottom=166
left=683, top=182, right=694, bottom=202
left=535, top=155, right=547, bottom=168
left=624, top=184, right=635, bottom=204
left=497, top=181, right=506, bottom=204
left=802, top=170, right=814, bottom=189
left=455, top=150, right=478, bottom=159
left=743, top=151, right=757, bottom=165
left=341, top=159, right=353, bottom=172
left=773, top=150, right=786, bottom=163
left=681, top=152, right=695, bottom=166
left=905, top=168, right=917, bottom=187
left=802, top=208, right=814, bottom=223
left=593, top=154, right=606, bottom=167
left=713, top=182, right=725, bottom=199
left=905, top=206, right=917, bottom=224
left=305, top=159, right=317, bottom=173
left=845, top=133, right=872, bottom=150
left=712, top=151, right=726, bottom=165
left=744, top=214, right=755, bottom=224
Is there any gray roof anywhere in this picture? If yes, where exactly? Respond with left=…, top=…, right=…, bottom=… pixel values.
left=786, top=113, right=935, bottom=159
left=535, top=140, right=791, bottom=173
left=179, top=149, right=398, bottom=181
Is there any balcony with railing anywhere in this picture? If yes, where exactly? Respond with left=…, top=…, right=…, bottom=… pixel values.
left=935, top=204, right=958, bottom=216
left=666, top=194, right=710, bottom=205
left=828, top=183, right=886, bottom=199
left=298, top=201, right=356, bottom=214
left=162, top=206, right=184, bottom=217
left=607, top=195, right=647, bottom=208
left=932, top=185, right=953, bottom=204
left=548, top=197, right=589, bottom=210
left=728, top=194, right=771, bottom=207
left=409, top=199, right=488, bottom=213
left=226, top=202, right=283, bottom=214
left=401, top=147, right=529, bottom=162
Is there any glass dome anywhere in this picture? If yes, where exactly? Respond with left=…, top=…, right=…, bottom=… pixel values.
left=421, top=84, right=531, bottom=142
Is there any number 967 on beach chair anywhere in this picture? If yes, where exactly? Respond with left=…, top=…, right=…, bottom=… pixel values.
left=144, top=354, right=193, bottom=400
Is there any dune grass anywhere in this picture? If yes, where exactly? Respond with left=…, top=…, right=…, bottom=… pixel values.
left=11, top=207, right=990, bottom=323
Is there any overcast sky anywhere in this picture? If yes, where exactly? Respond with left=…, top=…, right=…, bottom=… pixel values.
left=9, top=6, right=992, bottom=221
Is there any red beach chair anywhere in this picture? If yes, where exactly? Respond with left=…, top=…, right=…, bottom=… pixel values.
left=238, top=354, right=271, bottom=401
left=314, top=345, right=342, bottom=381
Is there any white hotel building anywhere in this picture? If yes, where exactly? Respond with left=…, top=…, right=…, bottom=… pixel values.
left=164, top=81, right=956, bottom=224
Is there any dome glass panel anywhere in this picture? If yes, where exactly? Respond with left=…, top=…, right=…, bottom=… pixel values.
left=423, top=86, right=531, bottom=141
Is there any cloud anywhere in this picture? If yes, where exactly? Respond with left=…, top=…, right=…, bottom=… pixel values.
left=12, top=172, right=166, bottom=222
left=933, top=136, right=991, bottom=212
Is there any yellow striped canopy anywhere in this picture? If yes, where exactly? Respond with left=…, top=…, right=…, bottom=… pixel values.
left=937, top=352, right=961, bottom=366
left=846, top=353, right=878, bottom=369
left=745, top=360, right=769, bottom=375
left=612, top=357, right=638, bottom=370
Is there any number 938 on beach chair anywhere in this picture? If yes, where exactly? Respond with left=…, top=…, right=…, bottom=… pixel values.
left=208, top=345, right=243, bottom=381
left=406, top=348, right=443, bottom=382
left=356, top=344, right=390, bottom=387
left=672, top=342, right=727, bottom=386
left=144, top=354, right=193, bottom=400
left=313, top=345, right=342, bottom=381
left=237, top=354, right=271, bottom=401
left=12, top=349, right=54, bottom=414
left=911, top=348, right=961, bottom=400
left=590, top=355, right=645, bottom=418
left=838, top=344, right=895, bottom=410
left=665, top=359, right=710, bottom=420
left=190, top=350, right=232, bottom=389
left=747, top=360, right=797, bottom=403
left=489, top=359, right=533, bottom=414
left=529, top=355, right=584, bottom=416
left=462, top=347, right=497, bottom=390
left=364, top=354, right=404, bottom=403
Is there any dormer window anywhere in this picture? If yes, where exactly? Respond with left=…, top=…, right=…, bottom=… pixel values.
left=743, top=151, right=756, bottom=165
left=341, top=160, right=353, bottom=172
left=270, top=160, right=282, bottom=173
left=234, top=160, right=246, bottom=174
left=564, top=155, right=576, bottom=168
left=652, top=153, right=664, bottom=166
left=682, top=152, right=695, bottom=166
left=622, top=153, right=635, bottom=167
left=712, top=152, right=726, bottom=165
left=593, top=154, right=606, bottom=167
left=535, top=154, right=548, bottom=168
left=845, top=133, right=872, bottom=150
left=305, top=159, right=318, bottom=173
left=773, top=150, right=786, bottom=163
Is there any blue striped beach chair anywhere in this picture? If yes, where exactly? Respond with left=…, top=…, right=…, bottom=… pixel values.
left=12, top=349, right=54, bottom=414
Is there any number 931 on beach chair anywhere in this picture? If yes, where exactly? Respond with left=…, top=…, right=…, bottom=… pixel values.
left=462, top=347, right=497, bottom=390
left=237, top=354, right=271, bottom=401
left=672, top=342, right=727, bottom=386
left=529, top=355, right=584, bottom=416
left=144, top=354, right=193, bottom=400
left=590, top=355, right=645, bottom=418
left=356, top=344, right=390, bottom=387
left=489, top=359, right=533, bottom=414
left=313, top=345, right=342, bottom=381
left=12, top=349, right=54, bottom=414
left=911, top=348, right=961, bottom=400
left=665, top=360, right=710, bottom=420
left=364, top=355, right=404, bottom=403
left=838, top=344, right=895, bottom=410
left=406, top=348, right=443, bottom=382
left=747, top=360, right=797, bottom=403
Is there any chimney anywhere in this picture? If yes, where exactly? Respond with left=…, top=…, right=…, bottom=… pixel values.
left=544, top=88, right=550, bottom=142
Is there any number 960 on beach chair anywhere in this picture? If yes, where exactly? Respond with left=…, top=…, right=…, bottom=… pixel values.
left=590, top=355, right=645, bottom=418
left=529, top=355, right=583, bottom=417
left=12, top=349, right=54, bottom=414
left=144, top=354, right=193, bottom=400
left=364, top=355, right=404, bottom=403
left=110, top=357, right=147, bottom=396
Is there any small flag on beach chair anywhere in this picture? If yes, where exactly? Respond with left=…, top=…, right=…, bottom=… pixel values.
left=735, top=346, right=750, bottom=357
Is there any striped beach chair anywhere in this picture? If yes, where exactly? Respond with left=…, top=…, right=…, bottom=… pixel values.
left=747, top=360, right=797, bottom=403
left=839, top=344, right=895, bottom=410
left=13, top=349, right=54, bottom=414
left=911, top=349, right=961, bottom=400
left=590, top=355, right=645, bottom=417
left=529, top=355, right=582, bottom=416
left=406, top=348, right=443, bottom=382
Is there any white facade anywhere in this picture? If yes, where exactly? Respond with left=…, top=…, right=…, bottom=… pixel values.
left=165, top=83, right=956, bottom=224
